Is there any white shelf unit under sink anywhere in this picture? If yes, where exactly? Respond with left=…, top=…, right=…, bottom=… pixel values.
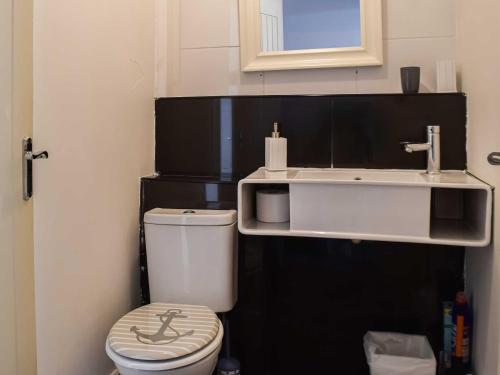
left=237, top=168, right=493, bottom=247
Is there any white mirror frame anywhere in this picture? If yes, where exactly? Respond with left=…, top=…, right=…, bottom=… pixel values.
left=239, top=0, right=383, bottom=72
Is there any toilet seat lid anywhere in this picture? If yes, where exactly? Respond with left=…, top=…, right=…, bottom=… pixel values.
left=108, top=303, right=219, bottom=361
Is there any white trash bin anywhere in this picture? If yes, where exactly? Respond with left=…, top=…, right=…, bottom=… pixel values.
left=363, top=331, right=437, bottom=375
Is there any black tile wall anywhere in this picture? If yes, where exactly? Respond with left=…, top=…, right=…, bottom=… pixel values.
left=145, top=94, right=467, bottom=375
left=155, top=99, right=220, bottom=176
left=332, top=94, right=466, bottom=169
left=155, top=94, right=466, bottom=176
left=155, top=96, right=334, bottom=177
left=235, top=236, right=463, bottom=374
left=251, top=96, right=332, bottom=169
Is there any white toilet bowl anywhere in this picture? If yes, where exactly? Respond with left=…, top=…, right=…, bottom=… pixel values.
left=106, top=303, right=224, bottom=375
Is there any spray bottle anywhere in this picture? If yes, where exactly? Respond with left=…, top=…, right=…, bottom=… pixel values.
left=452, top=292, right=472, bottom=371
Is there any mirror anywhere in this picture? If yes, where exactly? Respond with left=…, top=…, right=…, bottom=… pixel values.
left=239, top=0, right=383, bottom=71
left=260, top=0, right=361, bottom=52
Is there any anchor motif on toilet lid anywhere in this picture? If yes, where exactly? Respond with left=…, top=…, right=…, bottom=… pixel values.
left=130, top=308, right=194, bottom=345
left=108, top=303, right=219, bottom=361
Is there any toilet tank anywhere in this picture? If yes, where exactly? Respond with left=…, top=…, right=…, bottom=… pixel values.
left=144, top=208, right=238, bottom=313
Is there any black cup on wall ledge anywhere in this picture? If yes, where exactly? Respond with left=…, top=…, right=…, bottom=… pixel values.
left=401, top=66, right=421, bottom=94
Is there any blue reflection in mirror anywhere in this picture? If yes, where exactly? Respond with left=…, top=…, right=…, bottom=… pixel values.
left=260, top=0, right=361, bottom=52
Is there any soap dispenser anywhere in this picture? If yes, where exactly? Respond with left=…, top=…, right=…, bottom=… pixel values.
left=265, top=122, right=287, bottom=171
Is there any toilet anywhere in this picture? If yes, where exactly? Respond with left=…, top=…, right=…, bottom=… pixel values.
left=106, top=208, right=238, bottom=375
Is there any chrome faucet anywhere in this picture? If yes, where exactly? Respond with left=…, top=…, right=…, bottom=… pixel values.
left=401, top=125, right=441, bottom=175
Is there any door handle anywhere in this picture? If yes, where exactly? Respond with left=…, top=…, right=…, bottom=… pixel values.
left=23, top=137, right=48, bottom=201
left=488, top=152, right=500, bottom=166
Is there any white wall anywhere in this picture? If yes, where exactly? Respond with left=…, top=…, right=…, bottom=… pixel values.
left=159, top=0, right=456, bottom=97
left=33, top=0, right=155, bottom=374
left=456, top=1, right=500, bottom=374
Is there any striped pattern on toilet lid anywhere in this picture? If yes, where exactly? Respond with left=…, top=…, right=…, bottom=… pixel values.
left=108, top=303, right=219, bottom=361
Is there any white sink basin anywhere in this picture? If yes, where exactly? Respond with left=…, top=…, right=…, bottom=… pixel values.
left=238, top=168, right=492, bottom=247
left=253, top=168, right=487, bottom=188
left=290, top=175, right=431, bottom=238
left=293, top=169, right=428, bottom=184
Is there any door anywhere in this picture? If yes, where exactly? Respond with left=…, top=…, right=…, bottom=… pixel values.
left=0, top=0, right=18, bottom=371
left=457, top=1, right=500, bottom=374
left=0, top=0, right=37, bottom=373
left=32, top=0, right=155, bottom=373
